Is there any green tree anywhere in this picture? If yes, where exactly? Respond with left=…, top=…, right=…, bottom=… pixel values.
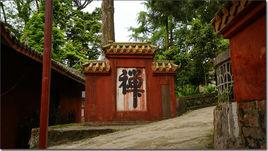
left=17, top=0, right=101, bottom=69
left=1, top=0, right=101, bottom=69
left=63, top=8, right=101, bottom=68
left=129, top=0, right=229, bottom=95
left=0, top=0, right=39, bottom=37
left=20, top=11, right=65, bottom=61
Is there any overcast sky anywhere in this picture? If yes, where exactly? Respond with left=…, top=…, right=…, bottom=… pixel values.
left=84, top=0, right=146, bottom=42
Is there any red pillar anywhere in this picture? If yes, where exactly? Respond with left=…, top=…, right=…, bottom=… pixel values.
left=39, top=0, right=53, bottom=149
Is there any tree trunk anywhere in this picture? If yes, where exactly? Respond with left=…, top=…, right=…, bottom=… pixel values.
left=164, top=16, right=169, bottom=50
left=101, top=0, right=115, bottom=45
left=35, top=0, right=39, bottom=11
left=0, top=2, right=7, bottom=23
left=169, top=16, right=173, bottom=47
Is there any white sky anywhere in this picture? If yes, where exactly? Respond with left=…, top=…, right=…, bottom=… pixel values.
left=84, top=0, right=146, bottom=42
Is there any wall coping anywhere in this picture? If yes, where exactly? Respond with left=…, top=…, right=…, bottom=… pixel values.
left=82, top=60, right=111, bottom=74
left=152, top=60, right=179, bottom=74
left=82, top=60, right=179, bottom=75
left=211, top=0, right=265, bottom=38
left=102, top=42, right=157, bottom=56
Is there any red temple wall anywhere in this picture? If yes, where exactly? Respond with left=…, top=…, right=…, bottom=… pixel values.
left=1, top=45, right=84, bottom=148
left=85, top=57, right=176, bottom=122
left=56, top=78, right=83, bottom=123
left=230, top=14, right=266, bottom=102
left=1, top=47, right=42, bottom=148
left=85, top=75, right=114, bottom=121
left=213, top=2, right=266, bottom=148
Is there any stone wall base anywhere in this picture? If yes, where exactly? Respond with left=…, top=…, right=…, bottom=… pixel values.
left=238, top=100, right=266, bottom=149
left=214, top=102, right=244, bottom=149
left=214, top=100, right=266, bottom=149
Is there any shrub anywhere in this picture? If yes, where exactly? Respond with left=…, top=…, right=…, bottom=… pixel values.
left=203, top=84, right=217, bottom=94
left=177, top=84, right=199, bottom=96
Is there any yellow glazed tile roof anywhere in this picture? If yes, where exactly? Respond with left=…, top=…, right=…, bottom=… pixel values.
left=152, top=60, right=179, bottom=73
left=102, top=42, right=157, bottom=55
left=82, top=60, right=111, bottom=73
left=211, top=0, right=252, bottom=33
left=1, top=22, right=85, bottom=84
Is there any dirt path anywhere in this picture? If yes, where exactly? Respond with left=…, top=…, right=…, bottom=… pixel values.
left=50, top=106, right=215, bottom=149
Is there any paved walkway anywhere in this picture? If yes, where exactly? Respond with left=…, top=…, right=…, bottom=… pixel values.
left=50, top=106, right=215, bottom=149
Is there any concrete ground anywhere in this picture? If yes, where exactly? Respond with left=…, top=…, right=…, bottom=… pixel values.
left=49, top=106, right=215, bottom=149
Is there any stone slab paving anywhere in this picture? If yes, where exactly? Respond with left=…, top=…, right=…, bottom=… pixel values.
left=50, top=106, right=215, bottom=149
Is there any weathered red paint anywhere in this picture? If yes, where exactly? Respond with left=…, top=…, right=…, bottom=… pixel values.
left=1, top=45, right=84, bottom=148
left=57, top=79, right=83, bottom=123
left=84, top=54, right=177, bottom=122
left=221, top=2, right=266, bottom=102
left=39, top=0, right=53, bottom=148
left=1, top=22, right=84, bottom=148
left=230, top=15, right=266, bottom=101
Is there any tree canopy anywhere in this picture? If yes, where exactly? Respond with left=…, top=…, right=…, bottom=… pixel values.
left=1, top=0, right=230, bottom=95
left=1, top=0, right=101, bottom=69
left=129, top=0, right=229, bottom=96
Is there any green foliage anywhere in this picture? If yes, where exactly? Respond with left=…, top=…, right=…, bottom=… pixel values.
left=14, top=0, right=32, bottom=24
left=177, top=84, right=198, bottom=97
left=20, top=12, right=45, bottom=52
left=20, top=11, right=65, bottom=62
left=130, top=0, right=229, bottom=95
left=1, top=1, right=35, bottom=37
left=203, top=84, right=217, bottom=94
left=65, top=8, right=102, bottom=61
left=2, top=0, right=101, bottom=70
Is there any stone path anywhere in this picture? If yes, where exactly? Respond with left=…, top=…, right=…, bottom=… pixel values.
left=50, top=106, right=215, bottom=149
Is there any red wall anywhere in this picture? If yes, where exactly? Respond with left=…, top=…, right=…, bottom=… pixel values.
left=85, top=56, right=176, bottom=122
left=1, top=43, right=84, bottom=148
left=55, top=75, right=83, bottom=123
left=230, top=14, right=266, bottom=101
left=1, top=45, right=42, bottom=148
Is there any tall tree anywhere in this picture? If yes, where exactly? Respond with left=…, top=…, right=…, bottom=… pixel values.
left=0, top=0, right=39, bottom=37
left=129, top=0, right=229, bottom=95
left=73, top=0, right=92, bottom=10
left=14, top=0, right=32, bottom=24
left=18, top=0, right=101, bottom=69
left=101, top=0, right=115, bottom=45
left=0, top=1, right=7, bottom=23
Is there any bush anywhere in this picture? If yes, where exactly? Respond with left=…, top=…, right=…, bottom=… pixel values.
left=177, top=84, right=199, bottom=96
left=203, top=84, right=217, bottom=94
